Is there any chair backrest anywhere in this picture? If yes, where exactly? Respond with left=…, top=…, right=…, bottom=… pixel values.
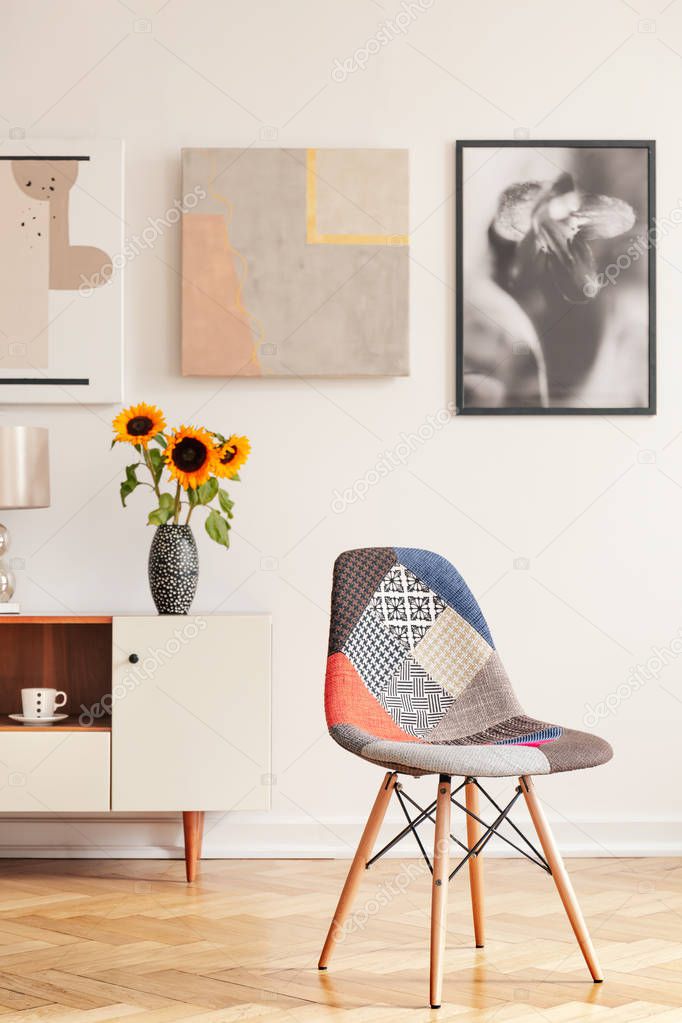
left=325, top=547, right=524, bottom=750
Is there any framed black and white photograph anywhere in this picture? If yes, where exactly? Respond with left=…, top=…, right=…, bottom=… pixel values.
left=456, top=140, right=656, bottom=415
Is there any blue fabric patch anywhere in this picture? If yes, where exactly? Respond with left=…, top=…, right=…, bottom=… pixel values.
left=395, top=548, right=495, bottom=648
left=496, top=726, right=562, bottom=745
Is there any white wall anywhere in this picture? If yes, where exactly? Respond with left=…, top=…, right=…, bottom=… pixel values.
left=1, top=0, right=680, bottom=859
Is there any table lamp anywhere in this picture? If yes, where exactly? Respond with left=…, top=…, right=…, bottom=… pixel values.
left=0, top=426, right=50, bottom=614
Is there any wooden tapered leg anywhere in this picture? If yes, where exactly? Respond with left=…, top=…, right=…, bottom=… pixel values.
left=198, top=811, right=205, bottom=858
left=318, top=771, right=397, bottom=970
left=430, top=774, right=452, bottom=1009
left=519, top=776, right=603, bottom=982
left=465, top=779, right=485, bottom=948
left=182, top=811, right=204, bottom=883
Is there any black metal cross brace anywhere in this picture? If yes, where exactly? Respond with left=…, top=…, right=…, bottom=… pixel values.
left=366, top=776, right=551, bottom=879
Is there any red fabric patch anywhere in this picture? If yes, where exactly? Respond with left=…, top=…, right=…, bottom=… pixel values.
left=325, top=652, right=422, bottom=741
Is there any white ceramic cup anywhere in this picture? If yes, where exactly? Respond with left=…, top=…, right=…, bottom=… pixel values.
left=21, top=688, right=67, bottom=719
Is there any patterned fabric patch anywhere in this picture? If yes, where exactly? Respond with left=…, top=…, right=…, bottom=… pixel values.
left=343, top=604, right=405, bottom=699
left=432, top=715, right=561, bottom=746
left=413, top=607, right=492, bottom=699
left=396, top=547, right=495, bottom=647
left=497, top=727, right=561, bottom=745
left=328, top=547, right=397, bottom=654
left=372, top=564, right=447, bottom=650
left=379, top=655, right=454, bottom=737
left=325, top=653, right=422, bottom=741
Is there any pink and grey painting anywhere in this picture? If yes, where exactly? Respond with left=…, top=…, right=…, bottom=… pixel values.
left=181, top=148, right=409, bottom=377
left=0, top=140, right=123, bottom=405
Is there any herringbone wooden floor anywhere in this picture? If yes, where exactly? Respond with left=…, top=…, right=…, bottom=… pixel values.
left=0, top=855, right=678, bottom=1021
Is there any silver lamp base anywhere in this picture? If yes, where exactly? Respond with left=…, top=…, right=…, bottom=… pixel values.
left=0, top=522, right=17, bottom=610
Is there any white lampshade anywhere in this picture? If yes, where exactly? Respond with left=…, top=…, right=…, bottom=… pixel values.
left=0, top=427, right=50, bottom=509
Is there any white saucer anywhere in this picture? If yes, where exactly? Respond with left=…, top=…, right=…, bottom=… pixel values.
left=9, top=714, right=69, bottom=726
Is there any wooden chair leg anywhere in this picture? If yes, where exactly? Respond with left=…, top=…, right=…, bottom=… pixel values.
left=519, top=775, right=603, bottom=982
left=465, top=779, right=485, bottom=948
left=318, top=771, right=397, bottom=970
left=430, top=774, right=452, bottom=1009
left=182, top=811, right=204, bottom=883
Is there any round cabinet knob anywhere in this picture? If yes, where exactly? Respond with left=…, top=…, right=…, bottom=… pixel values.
left=128, top=653, right=139, bottom=664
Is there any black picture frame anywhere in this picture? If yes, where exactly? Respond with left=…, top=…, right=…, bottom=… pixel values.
left=455, top=140, right=656, bottom=416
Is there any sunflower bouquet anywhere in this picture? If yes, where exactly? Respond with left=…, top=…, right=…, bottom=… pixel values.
left=112, top=403, right=250, bottom=549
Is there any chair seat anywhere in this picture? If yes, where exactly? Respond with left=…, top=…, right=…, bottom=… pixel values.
left=334, top=716, right=613, bottom=778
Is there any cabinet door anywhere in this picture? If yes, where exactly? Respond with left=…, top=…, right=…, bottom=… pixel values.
left=111, top=615, right=271, bottom=811
left=0, top=733, right=110, bottom=812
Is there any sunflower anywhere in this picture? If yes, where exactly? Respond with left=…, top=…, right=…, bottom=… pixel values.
left=165, top=426, right=216, bottom=490
left=113, top=403, right=165, bottom=448
left=214, top=435, right=251, bottom=478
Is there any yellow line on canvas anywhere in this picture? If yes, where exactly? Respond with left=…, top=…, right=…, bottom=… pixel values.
left=306, top=148, right=408, bottom=246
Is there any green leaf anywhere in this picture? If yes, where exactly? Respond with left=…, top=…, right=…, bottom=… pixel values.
left=158, top=492, right=175, bottom=510
left=187, top=487, right=200, bottom=507
left=125, top=463, right=140, bottom=486
left=152, top=432, right=167, bottom=448
left=148, top=447, right=165, bottom=484
left=218, top=488, right=234, bottom=517
left=197, top=477, right=219, bottom=505
left=230, top=471, right=241, bottom=483
left=148, top=506, right=174, bottom=526
left=205, top=509, right=230, bottom=548
left=134, top=443, right=142, bottom=455
left=120, top=479, right=137, bottom=507
left=110, top=438, right=117, bottom=450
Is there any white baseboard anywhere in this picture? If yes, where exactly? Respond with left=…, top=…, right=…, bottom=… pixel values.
left=0, top=813, right=679, bottom=858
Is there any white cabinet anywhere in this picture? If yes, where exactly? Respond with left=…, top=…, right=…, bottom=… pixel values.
left=0, top=613, right=271, bottom=876
left=0, top=732, right=110, bottom=812
left=111, top=614, right=271, bottom=812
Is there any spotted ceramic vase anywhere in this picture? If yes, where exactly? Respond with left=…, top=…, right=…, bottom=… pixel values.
left=148, top=524, right=199, bottom=615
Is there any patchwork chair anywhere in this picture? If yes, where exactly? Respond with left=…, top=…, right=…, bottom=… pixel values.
left=319, top=547, right=612, bottom=1008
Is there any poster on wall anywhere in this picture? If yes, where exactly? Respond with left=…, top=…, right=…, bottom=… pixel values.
left=456, top=140, right=656, bottom=415
left=0, top=139, right=123, bottom=404
left=181, top=147, right=409, bottom=377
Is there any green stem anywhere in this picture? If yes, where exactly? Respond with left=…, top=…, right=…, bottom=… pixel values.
left=186, top=502, right=195, bottom=525
left=173, top=482, right=182, bottom=525
left=142, top=448, right=162, bottom=500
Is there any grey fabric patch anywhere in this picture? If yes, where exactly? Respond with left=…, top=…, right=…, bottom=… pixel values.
left=330, top=724, right=428, bottom=776
left=361, top=739, right=550, bottom=778
left=330, top=723, right=379, bottom=756
left=424, top=651, right=524, bottom=741
left=542, top=728, right=613, bottom=774
left=361, top=756, right=427, bottom=777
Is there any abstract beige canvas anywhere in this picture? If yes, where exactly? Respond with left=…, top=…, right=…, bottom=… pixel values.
left=181, top=148, right=409, bottom=377
left=0, top=139, right=123, bottom=404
